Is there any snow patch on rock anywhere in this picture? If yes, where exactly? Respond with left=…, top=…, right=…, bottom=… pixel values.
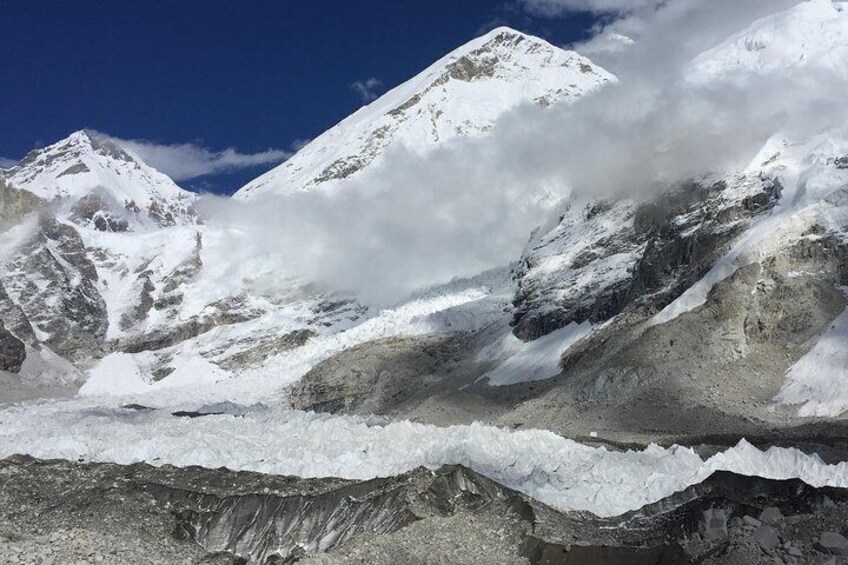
left=776, top=308, right=848, bottom=417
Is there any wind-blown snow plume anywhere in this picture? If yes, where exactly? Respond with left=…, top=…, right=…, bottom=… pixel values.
left=203, top=1, right=848, bottom=306
left=525, top=0, right=800, bottom=64
left=350, top=78, right=385, bottom=103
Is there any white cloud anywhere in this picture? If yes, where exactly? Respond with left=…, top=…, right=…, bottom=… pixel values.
left=99, top=134, right=291, bottom=181
left=0, top=156, right=18, bottom=168
left=350, top=78, right=385, bottom=104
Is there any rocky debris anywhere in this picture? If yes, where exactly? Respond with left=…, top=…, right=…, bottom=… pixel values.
left=288, top=334, right=496, bottom=418
left=816, top=532, right=848, bottom=556
left=0, top=322, right=26, bottom=373
left=4, top=457, right=848, bottom=564
left=0, top=455, right=536, bottom=564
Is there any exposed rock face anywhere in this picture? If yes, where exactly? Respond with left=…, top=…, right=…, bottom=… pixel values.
left=498, top=234, right=848, bottom=439
left=293, top=231, right=848, bottom=443
left=0, top=175, right=42, bottom=225
left=0, top=323, right=25, bottom=373
left=512, top=177, right=780, bottom=341
left=70, top=193, right=129, bottom=232
left=217, top=328, right=316, bottom=371
left=0, top=214, right=107, bottom=360
left=0, top=282, right=37, bottom=346
left=118, top=296, right=262, bottom=354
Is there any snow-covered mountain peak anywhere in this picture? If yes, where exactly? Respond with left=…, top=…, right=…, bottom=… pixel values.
left=689, top=0, right=848, bottom=82
left=5, top=130, right=195, bottom=216
left=4, top=130, right=196, bottom=229
left=235, top=28, right=614, bottom=199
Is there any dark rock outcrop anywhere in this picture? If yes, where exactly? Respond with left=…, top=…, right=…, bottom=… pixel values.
left=70, top=193, right=129, bottom=232
left=0, top=322, right=26, bottom=373
left=0, top=214, right=107, bottom=360
left=512, top=178, right=781, bottom=341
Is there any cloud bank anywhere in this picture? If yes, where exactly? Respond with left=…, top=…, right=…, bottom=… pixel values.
left=102, top=134, right=291, bottom=181
left=202, top=0, right=848, bottom=306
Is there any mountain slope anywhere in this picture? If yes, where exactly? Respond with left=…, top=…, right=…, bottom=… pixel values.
left=235, top=27, right=614, bottom=199
left=689, top=0, right=848, bottom=81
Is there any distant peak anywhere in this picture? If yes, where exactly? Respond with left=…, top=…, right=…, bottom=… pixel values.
left=42, top=129, right=138, bottom=166
left=478, top=26, right=533, bottom=40
left=460, top=26, right=557, bottom=55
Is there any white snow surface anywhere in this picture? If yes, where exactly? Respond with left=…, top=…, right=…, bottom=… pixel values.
left=690, top=0, right=848, bottom=82
left=2, top=399, right=848, bottom=518
left=79, top=353, right=153, bottom=397
left=236, top=27, right=614, bottom=199
left=480, top=321, right=593, bottom=386
left=73, top=267, right=514, bottom=405
left=776, top=308, right=848, bottom=417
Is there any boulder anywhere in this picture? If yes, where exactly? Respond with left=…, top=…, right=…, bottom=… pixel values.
left=743, top=515, right=762, bottom=528
left=702, top=508, right=728, bottom=542
left=760, top=506, right=784, bottom=525
left=754, top=524, right=780, bottom=552
left=815, top=532, right=848, bottom=556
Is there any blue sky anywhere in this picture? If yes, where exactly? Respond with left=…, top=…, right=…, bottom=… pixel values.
left=0, top=1, right=597, bottom=194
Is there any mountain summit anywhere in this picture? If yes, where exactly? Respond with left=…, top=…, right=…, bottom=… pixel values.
left=4, top=130, right=195, bottom=227
left=235, top=27, right=614, bottom=199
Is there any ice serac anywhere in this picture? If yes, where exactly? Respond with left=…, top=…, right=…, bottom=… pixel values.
left=689, top=0, right=848, bottom=82
left=235, top=27, right=614, bottom=199
left=4, top=130, right=196, bottom=229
